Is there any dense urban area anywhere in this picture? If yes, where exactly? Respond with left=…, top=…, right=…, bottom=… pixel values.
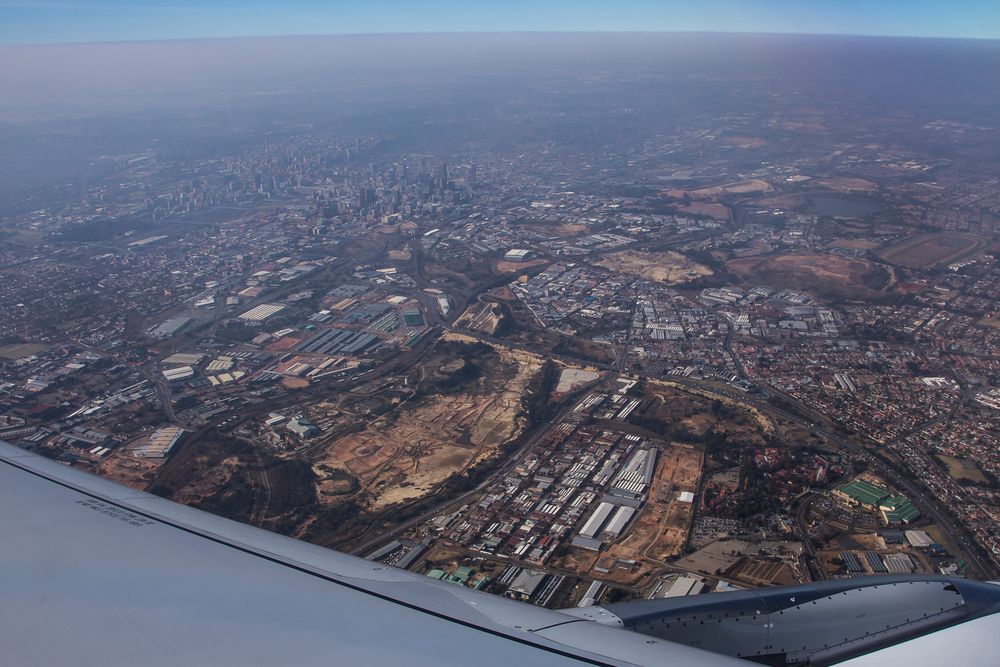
left=3, top=34, right=1000, bottom=611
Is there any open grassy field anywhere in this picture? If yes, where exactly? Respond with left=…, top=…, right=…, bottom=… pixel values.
left=880, top=232, right=985, bottom=268
left=825, top=238, right=881, bottom=251
left=594, top=250, right=713, bottom=285
left=936, top=454, right=988, bottom=484
left=0, top=343, right=49, bottom=360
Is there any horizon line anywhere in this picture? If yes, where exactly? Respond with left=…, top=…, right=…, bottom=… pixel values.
left=3, top=28, right=1000, bottom=49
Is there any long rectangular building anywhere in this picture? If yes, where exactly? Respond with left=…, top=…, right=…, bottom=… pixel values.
left=238, top=304, right=286, bottom=321
left=136, top=426, right=185, bottom=459
left=579, top=502, right=614, bottom=539
left=603, top=506, right=635, bottom=538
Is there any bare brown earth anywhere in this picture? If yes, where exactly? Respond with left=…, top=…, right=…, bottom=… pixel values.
left=728, top=558, right=798, bottom=586
left=644, top=445, right=703, bottom=561
left=666, top=179, right=773, bottom=198
left=674, top=202, right=731, bottom=220
left=594, top=250, right=713, bottom=285
left=312, top=338, right=543, bottom=510
left=816, top=177, right=878, bottom=192
left=727, top=253, right=889, bottom=296
left=97, top=451, right=163, bottom=490
left=494, top=257, right=549, bottom=274
left=719, top=136, right=767, bottom=148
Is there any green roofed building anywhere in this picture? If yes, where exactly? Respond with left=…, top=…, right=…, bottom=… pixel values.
left=833, top=479, right=891, bottom=509
left=425, top=569, right=448, bottom=580
left=881, top=496, right=921, bottom=525
left=833, top=478, right=920, bottom=525
left=449, top=566, right=474, bottom=585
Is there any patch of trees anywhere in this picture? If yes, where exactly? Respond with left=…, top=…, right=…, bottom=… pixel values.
left=490, top=301, right=516, bottom=338
left=268, top=459, right=322, bottom=509
left=194, top=475, right=257, bottom=523
left=524, top=360, right=560, bottom=426
left=436, top=359, right=482, bottom=392
left=214, top=321, right=258, bottom=344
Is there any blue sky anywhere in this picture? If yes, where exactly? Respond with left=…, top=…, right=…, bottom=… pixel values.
left=1, top=0, right=998, bottom=44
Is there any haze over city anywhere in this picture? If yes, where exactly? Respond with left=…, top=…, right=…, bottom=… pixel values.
left=2, top=4, right=1000, bottom=666
left=2, top=0, right=1000, bottom=42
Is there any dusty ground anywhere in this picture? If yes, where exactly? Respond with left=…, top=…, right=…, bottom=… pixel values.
left=666, top=179, right=772, bottom=198
left=816, top=177, right=879, bottom=192
left=651, top=379, right=776, bottom=440
left=644, top=445, right=703, bottom=561
left=312, top=339, right=543, bottom=510
left=677, top=539, right=802, bottom=580
left=675, top=539, right=750, bottom=576
left=554, top=366, right=601, bottom=394
left=729, top=558, right=798, bottom=585
left=96, top=452, right=164, bottom=490
left=594, top=250, right=713, bottom=285
left=495, top=258, right=549, bottom=274
left=719, top=136, right=767, bottom=148
left=727, top=253, right=889, bottom=295
left=674, top=201, right=732, bottom=220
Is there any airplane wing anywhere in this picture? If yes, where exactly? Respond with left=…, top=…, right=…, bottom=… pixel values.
left=2, top=439, right=999, bottom=667
left=0, top=441, right=739, bottom=667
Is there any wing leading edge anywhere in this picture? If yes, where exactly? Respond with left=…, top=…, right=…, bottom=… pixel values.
left=0, top=441, right=740, bottom=667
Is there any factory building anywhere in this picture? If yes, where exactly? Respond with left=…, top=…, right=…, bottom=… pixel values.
left=504, top=248, right=533, bottom=262
left=149, top=316, right=191, bottom=339
left=238, top=303, right=286, bottom=321
left=579, top=502, right=615, bottom=539
left=162, top=352, right=204, bottom=366
left=602, top=505, right=635, bottom=538
left=136, top=426, right=185, bottom=459
left=162, top=366, right=194, bottom=382
left=504, top=569, right=548, bottom=601
left=286, top=416, right=320, bottom=439
left=662, top=576, right=704, bottom=598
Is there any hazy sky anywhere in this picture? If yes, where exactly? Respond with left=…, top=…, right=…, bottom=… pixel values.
left=1, top=0, right=998, bottom=44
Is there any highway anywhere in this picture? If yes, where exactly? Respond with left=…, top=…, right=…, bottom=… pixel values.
left=660, top=375, right=999, bottom=579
